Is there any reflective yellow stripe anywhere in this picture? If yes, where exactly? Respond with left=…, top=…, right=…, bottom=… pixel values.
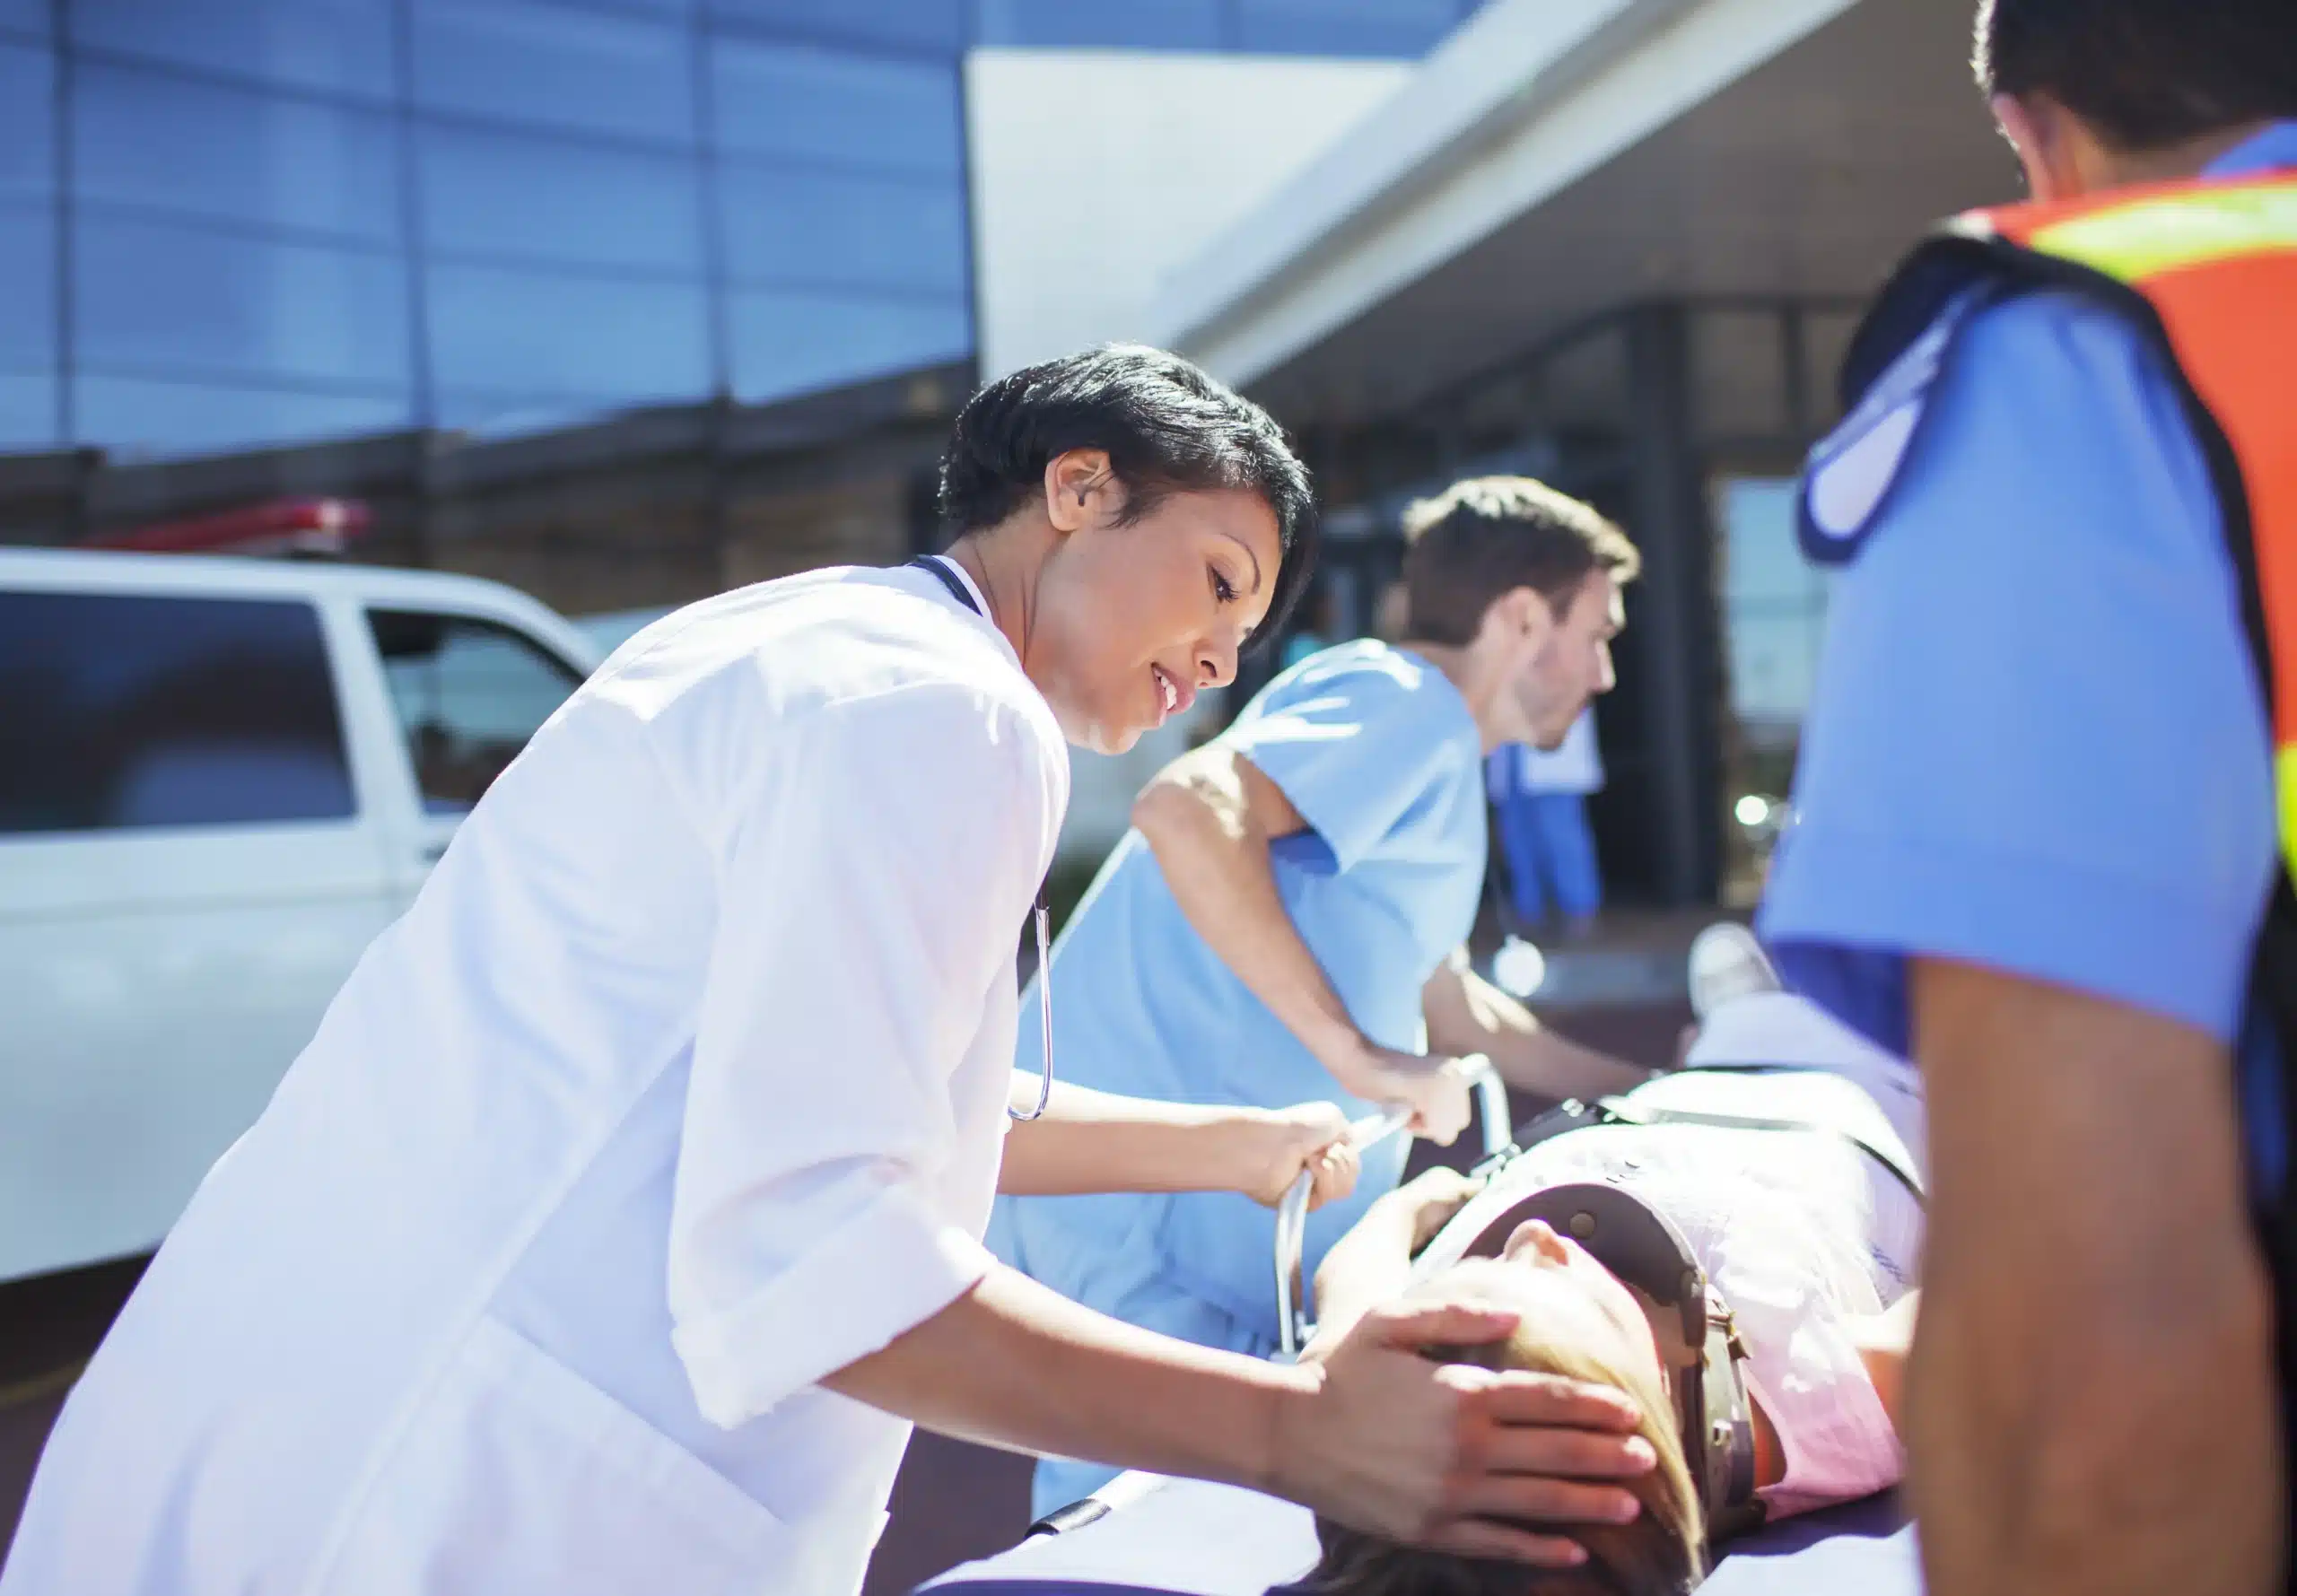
left=2283, top=746, right=2297, bottom=890
left=2029, top=184, right=2297, bottom=283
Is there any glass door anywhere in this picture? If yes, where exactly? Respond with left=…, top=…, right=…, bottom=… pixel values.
left=1711, top=476, right=1829, bottom=906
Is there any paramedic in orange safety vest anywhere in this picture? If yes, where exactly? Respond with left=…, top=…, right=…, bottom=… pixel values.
left=1753, top=3, right=2297, bottom=1594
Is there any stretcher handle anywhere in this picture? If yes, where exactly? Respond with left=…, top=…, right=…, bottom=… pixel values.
left=1023, top=1466, right=1173, bottom=1539
left=1274, top=1057, right=1510, bottom=1361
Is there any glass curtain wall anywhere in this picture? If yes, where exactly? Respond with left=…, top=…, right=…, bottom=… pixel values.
left=0, top=0, right=1484, bottom=462
left=1712, top=475, right=1825, bottom=903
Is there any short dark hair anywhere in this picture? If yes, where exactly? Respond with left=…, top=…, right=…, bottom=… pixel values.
left=1398, top=476, right=1640, bottom=648
left=938, top=344, right=1318, bottom=645
left=1975, top=0, right=2297, bottom=152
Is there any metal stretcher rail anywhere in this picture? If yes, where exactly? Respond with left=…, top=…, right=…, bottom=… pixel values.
left=1024, top=1062, right=1516, bottom=1542
left=1274, top=1059, right=1512, bottom=1360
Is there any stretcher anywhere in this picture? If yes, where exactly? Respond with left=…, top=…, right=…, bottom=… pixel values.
left=921, top=1060, right=1921, bottom=1594
left=920, top=1474, right=1914, bottom=1595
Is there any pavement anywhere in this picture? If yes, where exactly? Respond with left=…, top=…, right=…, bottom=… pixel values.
left=0, top=914, right=1708, bottom=1594
left=0, top=1255, right=145, bottom=1560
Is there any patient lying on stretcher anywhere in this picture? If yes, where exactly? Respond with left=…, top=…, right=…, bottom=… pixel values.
left=1292, top=990, right=1926, bottom=1595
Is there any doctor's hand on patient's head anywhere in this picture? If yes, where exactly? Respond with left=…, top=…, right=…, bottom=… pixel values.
left=1271, top=1295, right=1655, bottom=1570
left=1237, top=1103, right=1361, bottom=1210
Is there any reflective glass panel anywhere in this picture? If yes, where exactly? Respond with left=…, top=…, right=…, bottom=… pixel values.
left=74, top=376, right=409, bottom=458
left=509, top=0, right=689, bottom=13
left=1236, top=0, right=1462, bottom=56
left=1721, top=480, right=1826, bottom=615
left=704, top=0, right=962, bottom=52
left=426, top=264, right=709, bottom=400
left=1726, top=609, right=1826, bottom=732
left=710, top=39, right=958, bottom=176
left=0, top=41, right=52, bottom=199
left=418, top=124, right=703, bottom=273
left=718, top=163, right=963, bottom=293
left=76, top=64, right=400, bottom=244
left=76, top=215, right=410, bottom=388
left=369, top=609, right=584, bottom=814
left=431, top=390, right=625, bottom=436
left=0, top=371, right=55, bottom=449
left=0, top=0, right=48, bottom=38
left=412, top=0, right=695, bottom=145
left=1713, top=475, right=1826, bottom=902
left=0, top=205, right=56, bottom=370
left=0, top=592, right=354, bottom=833
left=975, top=0, right=1224, bottom=48
left=70, top=0, right=397, bottom=102
left=728, top=285, right=966, bottom=404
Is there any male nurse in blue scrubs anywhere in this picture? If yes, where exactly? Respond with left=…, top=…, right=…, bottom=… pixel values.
left=1759, top=3, right=2297, bottom=1592
left=995, top=475, right=1654, bottom=1515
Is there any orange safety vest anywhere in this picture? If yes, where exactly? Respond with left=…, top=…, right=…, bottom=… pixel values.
left=1828, top=167, right=2297, bottom=1506
left=1971, top=175, right=2297, bottom=878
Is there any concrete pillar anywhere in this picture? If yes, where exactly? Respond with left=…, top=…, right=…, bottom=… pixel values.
left=1623, top=304, right=1722, bottom=907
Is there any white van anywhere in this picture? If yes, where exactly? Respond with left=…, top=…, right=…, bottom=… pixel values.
left=0, top=550, right=601, bottom=1286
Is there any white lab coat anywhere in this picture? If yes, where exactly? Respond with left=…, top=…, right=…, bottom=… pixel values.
left=0, top=565, right=1070, bottom=1596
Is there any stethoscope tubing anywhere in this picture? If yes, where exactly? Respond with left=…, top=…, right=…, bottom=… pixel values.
left=904, top=555, right=1058, bottom=1125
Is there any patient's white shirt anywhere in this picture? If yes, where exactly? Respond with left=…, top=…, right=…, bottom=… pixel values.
left=1422, top=993, right=1925, bottom=1519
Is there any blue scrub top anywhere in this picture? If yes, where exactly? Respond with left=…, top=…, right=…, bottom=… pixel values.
left=1759, top=124, right=2297, bottom=1197
left=1002, top=641, right=1487, bottom=1346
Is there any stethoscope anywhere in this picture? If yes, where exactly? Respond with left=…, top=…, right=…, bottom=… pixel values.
left=908, top=554, right=1056, bottom=1122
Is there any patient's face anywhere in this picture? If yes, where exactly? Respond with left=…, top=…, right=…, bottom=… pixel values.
left=1446, top=1220, right=1668, bottom=1399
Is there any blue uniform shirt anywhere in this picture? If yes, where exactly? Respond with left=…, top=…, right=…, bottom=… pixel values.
left=1760, top=124, right=2297, bottom=1194
left=996, top=641, right=1487, bottom=1350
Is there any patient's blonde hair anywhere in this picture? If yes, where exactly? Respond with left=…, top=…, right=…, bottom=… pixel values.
left=1297, top=1292, right=1704, bottom=1596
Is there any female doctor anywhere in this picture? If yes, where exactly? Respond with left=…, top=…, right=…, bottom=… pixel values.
left=0, top=346, right=1655, bottom=1596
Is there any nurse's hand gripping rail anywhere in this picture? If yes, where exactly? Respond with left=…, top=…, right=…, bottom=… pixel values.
left=1274, top=1059, right=1511, bottom=1360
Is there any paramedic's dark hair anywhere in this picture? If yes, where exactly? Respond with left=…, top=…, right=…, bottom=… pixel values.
left=1975, top=0, right=2297, bottom=153
left=1399, top=476, right=1640, bottom=649
left=939, top=344, right=1319, bottom=644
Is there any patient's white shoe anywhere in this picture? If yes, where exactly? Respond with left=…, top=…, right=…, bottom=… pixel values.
left=1688, top=922, right=1781, bottom=1020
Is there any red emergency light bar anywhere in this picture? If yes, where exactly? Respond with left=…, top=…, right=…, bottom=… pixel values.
left=83, top=497, right=372, bottom=557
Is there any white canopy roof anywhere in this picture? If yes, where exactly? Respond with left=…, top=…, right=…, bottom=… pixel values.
left=1152, top=0, right=2022, bottom=424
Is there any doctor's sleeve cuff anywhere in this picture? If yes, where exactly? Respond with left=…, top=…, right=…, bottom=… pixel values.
left=1759, top=824, right=2257, bottom=1043
left=671, top=1181, right=996, bottom=1431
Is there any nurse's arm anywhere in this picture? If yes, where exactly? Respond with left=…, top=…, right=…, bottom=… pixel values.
left=1306, top=1167, right=1483, bottom=1354
left=999, top=1079, right=1362, bottom=1209
left=1421, top=952, right=1651, bottom=1103
left=1132, top=746, right=1463, bottom=1121
left=825, top=1261, right=1656, bottom=1565
left=1909, top=960, right=2280, bottom=1596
